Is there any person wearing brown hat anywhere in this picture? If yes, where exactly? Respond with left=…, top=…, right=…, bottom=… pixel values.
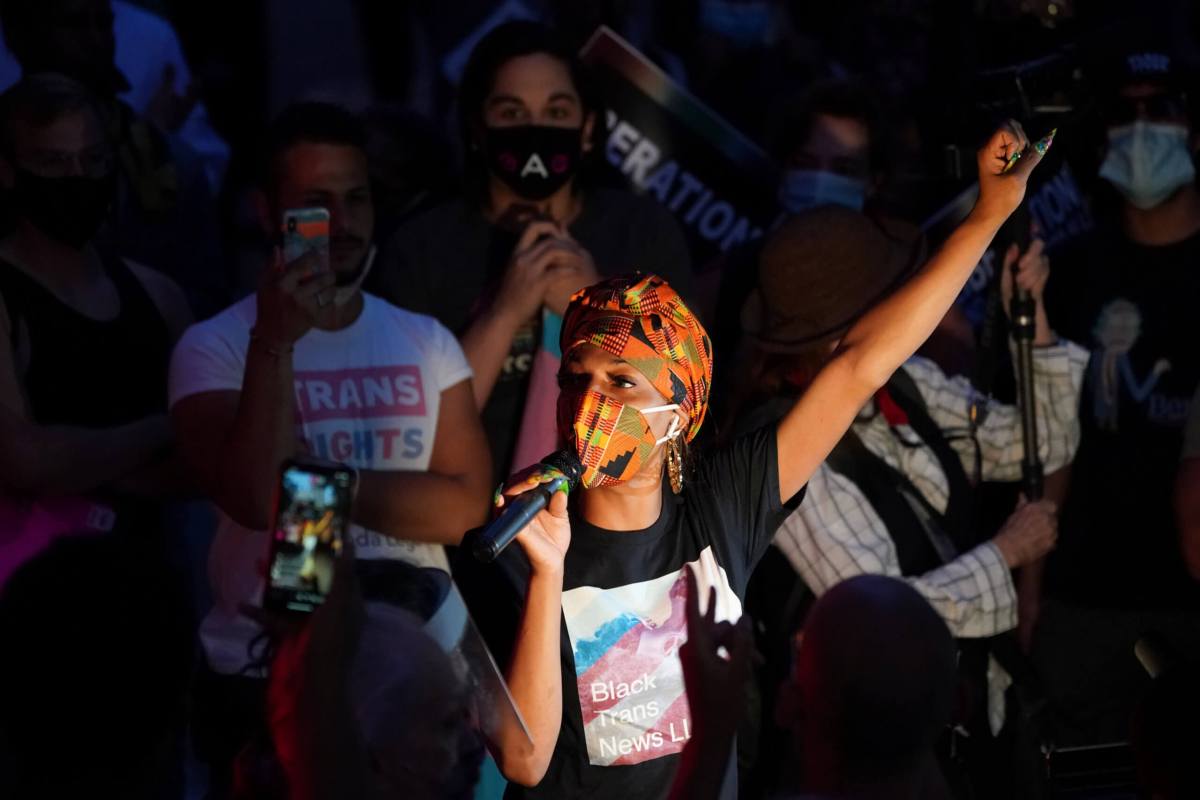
left=727, top=202, right=1088, bottom=794
left=739, top=206, right=919, bottom=367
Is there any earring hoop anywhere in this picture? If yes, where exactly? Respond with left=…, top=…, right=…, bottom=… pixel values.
left=667, top=437, right=684, bottom=494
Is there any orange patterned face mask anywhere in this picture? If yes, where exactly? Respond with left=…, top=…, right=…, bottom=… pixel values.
left=565, top=388, right=682, bottom=489
left=560, top=275, right=712, bottom=444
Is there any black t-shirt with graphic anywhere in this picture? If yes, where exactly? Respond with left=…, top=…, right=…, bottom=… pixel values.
left=1044, top=226, right=1200, bottom=608
left=455, top=424, right=803, bottom=800
left=368, top=189, right=694, bottom=485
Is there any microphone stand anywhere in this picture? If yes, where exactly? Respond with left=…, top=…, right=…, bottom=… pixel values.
left=1007, top=206, right=1045, bottom=501
left=991, top=202, right=1050, bottom=799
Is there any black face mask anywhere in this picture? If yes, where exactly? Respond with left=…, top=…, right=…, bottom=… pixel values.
left=12, top=168, right=116, bottom=249
left=484, top=125, right=583, bottom=201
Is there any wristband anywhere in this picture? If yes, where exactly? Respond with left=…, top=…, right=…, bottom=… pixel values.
left=249, top=327, right=294, bottom=358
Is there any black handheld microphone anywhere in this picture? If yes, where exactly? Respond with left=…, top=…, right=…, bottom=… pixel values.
left=470, top=450, right=583, bottom=563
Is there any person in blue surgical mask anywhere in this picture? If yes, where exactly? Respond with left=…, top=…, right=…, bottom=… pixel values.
left=773, top=80, right=885, bottom=215
left=1098, top=77, right=1196, bottom=211
left=772, top=82, right=878, bottom=212
left=711, top=81, right=896, bottom=409
left=1037, top=46, right=1200, bottom=750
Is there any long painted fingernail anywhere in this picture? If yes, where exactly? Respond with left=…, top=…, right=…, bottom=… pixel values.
left=1003, top=150, right=1023, bottom=173
left=536, top=467, right=564, bottom=484
left=1034, top=128, right=1057, bottom=156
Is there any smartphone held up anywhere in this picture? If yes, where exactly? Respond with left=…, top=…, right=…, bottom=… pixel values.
left=263, top=458, right=355, bottom=614
left=281, top=207, right=331, bottom=272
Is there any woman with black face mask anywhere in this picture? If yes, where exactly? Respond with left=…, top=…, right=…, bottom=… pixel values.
left=368, top=21, right=695, bottom=486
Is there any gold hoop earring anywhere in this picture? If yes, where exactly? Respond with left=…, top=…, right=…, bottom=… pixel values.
left=667, top=437, right=683, bottom=494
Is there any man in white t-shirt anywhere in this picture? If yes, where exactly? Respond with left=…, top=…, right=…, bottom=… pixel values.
left=168, top=102, right=490, bottom=790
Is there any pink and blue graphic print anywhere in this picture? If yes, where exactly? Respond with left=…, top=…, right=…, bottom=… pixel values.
left=561, top=547, right=740, bottom=766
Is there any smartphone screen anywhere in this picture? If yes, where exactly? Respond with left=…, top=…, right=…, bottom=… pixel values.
left=281, top=207, right=331, bottom=272
left=263, top=459, right=354, bottom=614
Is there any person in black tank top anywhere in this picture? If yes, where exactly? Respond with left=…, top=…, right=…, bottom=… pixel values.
left=0, top=74, right=191, bottom=544
left=0, top=250, right=171, bottom=426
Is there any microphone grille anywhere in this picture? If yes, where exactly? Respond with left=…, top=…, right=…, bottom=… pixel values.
left=540, top=450, right=584, bottom=490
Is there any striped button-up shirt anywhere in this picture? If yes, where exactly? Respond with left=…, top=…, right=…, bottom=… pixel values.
left=774, top=341, right=1089, bottom=639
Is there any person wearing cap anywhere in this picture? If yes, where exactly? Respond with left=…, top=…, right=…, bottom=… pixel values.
left=454, top=122, right=1049, bottom=799
left=1037, top=45, right=1200, bottom=746
left=728, top=203, right=1088, bottom=792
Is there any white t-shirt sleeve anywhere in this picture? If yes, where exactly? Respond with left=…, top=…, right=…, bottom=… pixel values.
left=426, top=316, right=473, bottom=393
left=168, top=318, right=248, bottom=408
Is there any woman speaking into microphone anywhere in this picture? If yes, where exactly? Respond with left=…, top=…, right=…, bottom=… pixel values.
left=458, top=122, right=1052, bottom=799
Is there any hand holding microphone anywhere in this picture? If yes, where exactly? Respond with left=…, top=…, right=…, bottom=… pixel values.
left=469, top=451, right=583, bottom=574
